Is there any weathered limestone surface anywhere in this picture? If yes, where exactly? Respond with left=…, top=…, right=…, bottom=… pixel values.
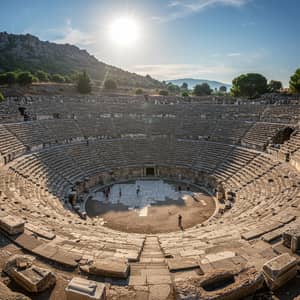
left=65, top=277, right=106, bottom=300
left=83, top=259, right=129, bottom=279
left=174, top=267, right=264, bottom=300
left=4, top=255, right=56, bottom=293
left=262, top=253, right=298, bottom=291
left=0, top=281, right=31, bottom=300
left=0, top=215, right=25, bottom=235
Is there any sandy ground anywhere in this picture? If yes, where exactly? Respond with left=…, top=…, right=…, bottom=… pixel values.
left=86, top=191, right=216, bottom=234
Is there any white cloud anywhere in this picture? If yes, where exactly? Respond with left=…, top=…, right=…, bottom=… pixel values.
left=153, top=0, right=249, bottom=22
left=54, top=19, right=95, bottom=46
left=128, top=63, right=235, bottom=81
left=227, top=52, right=241, bottom=57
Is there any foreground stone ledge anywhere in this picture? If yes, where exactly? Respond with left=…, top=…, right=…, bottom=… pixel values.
left=262, top=253, right=298, bottom=291
left=81, top=259, right=130, bottom=279
left=0, top=215, right=25, bottom=235
left=4, top=255, right=56, bottom=293
left=65, top=277, right=106, bottom=300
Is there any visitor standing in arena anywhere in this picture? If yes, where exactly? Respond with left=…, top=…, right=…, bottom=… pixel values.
left=178, top=214, right=183, bottom=230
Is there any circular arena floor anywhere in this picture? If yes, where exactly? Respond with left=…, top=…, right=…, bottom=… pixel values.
left=85, top=179, right=216, bottom=233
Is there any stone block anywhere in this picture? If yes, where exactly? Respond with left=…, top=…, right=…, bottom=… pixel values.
left=65, top=277, right=106, bottom=300
left=167, top=258, right=199, bottom=272
left=4, top=255, right=56, bottom=293
left=283, top=227, right=300, bottom=250
left=262, top=253, right=298, bottom=291
left=0, top=215, right=25, bottom=235
left=85, top=259, right=130, bottom=279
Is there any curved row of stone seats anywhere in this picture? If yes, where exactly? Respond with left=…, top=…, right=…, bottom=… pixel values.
left=0, top=169, right=145, bottom=268
left=0, top=124, right=26, bottom=165
left=241, top=122, right=289, bottom=151
left=158, top=163, right=300, bottom=262
left=279, top=130, right=300, bottom=155
left=4, top=119, right=84, bottom=150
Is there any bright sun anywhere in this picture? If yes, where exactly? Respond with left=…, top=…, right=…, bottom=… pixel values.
left=109, top=17, right=139, bottom=47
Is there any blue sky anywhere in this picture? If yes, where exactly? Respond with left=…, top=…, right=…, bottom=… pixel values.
left=0, top=0, right=299, bottom=86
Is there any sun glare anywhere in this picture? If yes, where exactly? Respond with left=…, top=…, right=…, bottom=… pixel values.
left=109, top=16, right=139, bottom=47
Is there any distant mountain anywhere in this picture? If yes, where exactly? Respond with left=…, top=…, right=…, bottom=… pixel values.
left=167, top=78, right=231, bottom=91
left=0, top=32, right=163, bottom=88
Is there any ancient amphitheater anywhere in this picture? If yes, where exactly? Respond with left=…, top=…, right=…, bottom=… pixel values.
left=1, top=94, right=300, bottom=299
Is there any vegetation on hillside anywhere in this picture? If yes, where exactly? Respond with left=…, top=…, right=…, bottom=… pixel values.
left=0, top=32, right=163, bottom=89
left=77, top=71, right=92, bottom=94
left=104, top=79, right=117, bottom=90
left=289, top=69, right=300, bottom=94
left=193, top=83, right=212, bottom=96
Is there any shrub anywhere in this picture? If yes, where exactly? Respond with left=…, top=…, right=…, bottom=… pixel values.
left=36, top=70, right=49, bottom=82
left=193, top=83, right=212, bottom=96
left=0, top=92, right=4, bottom=102
left=104, top=79, right=117, bottom=90
left=289, top=69, right=300, bottom=94
left=135, top=88, right=144, bottom=95
left=77, top=71, right=92, bottom=94
left=159, top=90, right=168, bottom=96
left=0, top=72, right=17, bottom=85
left=17, top=71, right=35, bottom=86
left=182, top=91, right=189, bottom=97
left=52, top=74, right=65, bottom=83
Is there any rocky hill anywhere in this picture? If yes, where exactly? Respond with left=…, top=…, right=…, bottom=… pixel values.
left=168, top=78, right=231, bottom=90
left=0, top=32, right=163, bottom=88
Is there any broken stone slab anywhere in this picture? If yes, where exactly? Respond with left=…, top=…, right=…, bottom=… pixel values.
left=32, top=243, right=80, bottom=268
left=283, top=227, right=300, bottom=250
left=25, top=223, right=56, bottom=240
left=263, top=253, right=297, bottom=279
left=263, top=266, right=297, bottom=291
left=167, top=258, right=199, bottom=272
left=65, top=277, right=106, bottom=300
left=242, top=222, right=283, bottom=240
left=81, top=259, right=130, bottom=279
left=174, top=267, right=264, bottom=300
left=0, top=215, right=25, bottom=235
left=199, top=251, right=236, bottom=265
left=4, top=255, right=56, bottom=293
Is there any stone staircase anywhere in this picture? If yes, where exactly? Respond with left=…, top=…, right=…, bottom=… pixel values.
left=129, top=236, right=174, bottom=299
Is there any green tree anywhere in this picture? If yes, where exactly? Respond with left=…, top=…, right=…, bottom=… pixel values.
left=36, top=70, right=49, bottom=82
left=0, top=92, right=4, bottom=102
left=17, top=71, right=35, bottom=86
left=104, top=79, right=117, bottom=89
left=268, top=80, right=282, bottom=92
left=0, top=72, right=17, bottom=85
left=135, top=88, right=144, bottom=95
left=77, top=71, right=92, bottom=94
left=219, top=85, right=227, bottom=93
left=231, top=73, right=268, bottom=98
left=289, top=69, right=300, bottom=94
left=181, top=82, right=188, bottom=90
left=159, top=90, right=168, bottom=96
left=193, top=83, right=212, bottom=96
left=52, top=74, right=65, bottom=83
left=182, top=91, right=189, bottom=97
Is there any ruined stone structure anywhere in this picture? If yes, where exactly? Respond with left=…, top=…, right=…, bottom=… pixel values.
left=1, top=95, right=300, bottom=299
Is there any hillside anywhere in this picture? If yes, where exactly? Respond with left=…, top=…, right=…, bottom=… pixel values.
left=168, top=78, right=231, bottom=90
left=0, top=32, right=163, bottom=88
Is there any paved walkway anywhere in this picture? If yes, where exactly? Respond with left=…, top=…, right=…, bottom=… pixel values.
left=129, top=236, right=173, bottom=299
